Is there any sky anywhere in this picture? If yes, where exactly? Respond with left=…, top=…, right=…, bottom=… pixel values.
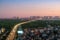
left=0, top=0, right=60, bottom=18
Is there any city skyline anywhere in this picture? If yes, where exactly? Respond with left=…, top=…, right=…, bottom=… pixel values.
left=0, top=0, right=60, bottom=18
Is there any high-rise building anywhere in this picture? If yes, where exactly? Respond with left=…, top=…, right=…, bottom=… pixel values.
left=42, top=16, right=49, bottom=20
left=53, top=16, right=60, bottom=19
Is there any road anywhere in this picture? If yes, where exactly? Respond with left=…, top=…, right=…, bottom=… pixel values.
left=0, top=31, right=9, bottom=40
left=6, top=20, right=36, bottom=40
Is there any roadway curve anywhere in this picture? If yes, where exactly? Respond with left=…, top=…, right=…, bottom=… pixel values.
left=6, top=20, right=36, bottom=40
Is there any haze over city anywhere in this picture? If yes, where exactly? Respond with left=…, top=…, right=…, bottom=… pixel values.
left=0, top=0, right=60, bottom=18
left=1, top=0, right=60, bottom=40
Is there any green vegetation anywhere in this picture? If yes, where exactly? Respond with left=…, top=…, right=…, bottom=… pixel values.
left=1, top=19, right=60, bottom=31
left=1, top=19, right=60, bottom=38
left=0, top=19, right=25, bottom=31
left=21, top=20, right=60, bottom=29
left=0, top=19, right=26, bottom=40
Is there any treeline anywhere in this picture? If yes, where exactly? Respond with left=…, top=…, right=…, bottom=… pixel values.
left=21, top=20, right=60, bottom=29
left=0, top=19, right=25, bottom=31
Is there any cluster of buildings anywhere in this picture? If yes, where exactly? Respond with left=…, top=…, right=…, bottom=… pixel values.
left=41, top=16, right=60, bottom=20
left=20, top=16, right=60, bottom=21
left=3, top=16, right=60, bottom=21
left=16, top=25, right=60, bottom=40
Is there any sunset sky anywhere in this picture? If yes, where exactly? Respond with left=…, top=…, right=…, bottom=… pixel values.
left=0, top=0, right=60, bottom=18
